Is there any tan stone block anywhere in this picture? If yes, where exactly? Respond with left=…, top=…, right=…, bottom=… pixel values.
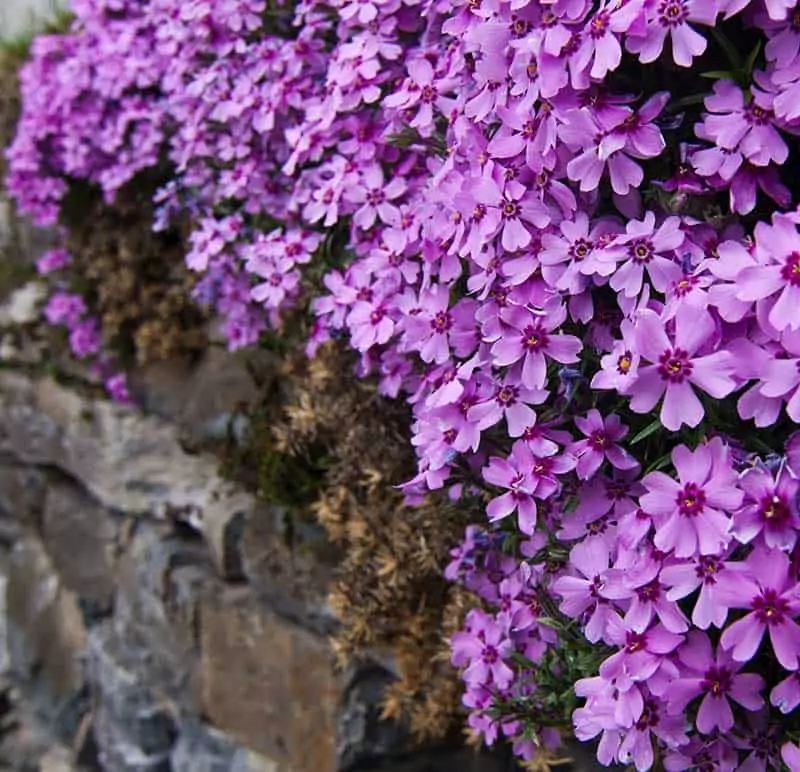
left=5, top=536, right=85, bottom=701
left=200, top=587, right=341, bottom=772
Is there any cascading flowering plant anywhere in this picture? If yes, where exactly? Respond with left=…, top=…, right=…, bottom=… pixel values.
left=8, top=0, right=800, bottom=767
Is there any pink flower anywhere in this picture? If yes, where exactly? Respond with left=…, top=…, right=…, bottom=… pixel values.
left=551, top=538, right=616, bottom=643
left=640, top=438, right=743, bottom=559
left=489, top=302, right=582, bottom=390
left=668, top=631, right=764, bottom=735
left=568, top=409, right=639, bottom=479
left=733, top=463, right=800, bottom=551
left=737, top=212, right=800, bottom=333
left=628, top=308, right=736, bottom=431
left=720, top=547, right=800, bottom=670
left=347, top=164, right=406, bottom=230
left=482, top=441, right=540, bottom=533
left=626, top=0, right=718, bottom=67
left=606, top=211, right=683, bottom=300
left=468, top=376, right=548, bottom=437
left=661, top=553, right=751, bottom=630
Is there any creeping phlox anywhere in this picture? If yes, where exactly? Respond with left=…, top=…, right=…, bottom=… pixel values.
left=9, top=0, right=800, bottom=767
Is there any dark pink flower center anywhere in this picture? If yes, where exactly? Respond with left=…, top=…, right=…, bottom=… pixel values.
left=759, top=493, right=791, bottom=525
left=269, top=272, right=283, bottom=286
left=589, top=430, right=609, bottom=450
left=629, top=238, right=654, bottom=263
left=637, top=579, right=660, bottom=603
left=695, top=555, right=722, bottom=584
left=420, top=84, right=436, bottom=102
left=677, top=482, right=706, bottom=517
left=431, top=310, right=453, bottom=333
left=496, top=385, right=519, bottom=405
left=745, top=102, right=773, bottom=126
left=589, top=574, right=605, bottom=598
left=510, top=16, right=529, bottom=36
left=532, top=458, right=552, bottom=477
left=616, top=351, right=633, bottom=374
left=569, top=238, right=593, bottom=260
left=625, top=631, right=647, bottom=653
left=502, top=199, right=521, bottom=219
left=357, top=286, right=374, bottom=302
left=586, top=516, right=609, bottom=535
left=635, top=699, right=660, bottom=730
left=482, top=645, right=499, bottom=663
left=366, top=188, right=385, bottom=205
left=673, top=275, right=699, bottom=297
left=780, top=251, right=800, bottom=286
left=522, top=323, right=547, bottom=350
left=658, top=0, right=688, bottom=26
left=370, top=308, right=385, bottom=325
left=701, top=665, right=732, bottom=697
left=589, top=11, right=610, bottom=37
left=658, top=347, right=693, bottom=382
left=753, top=589, right=789, bottom=625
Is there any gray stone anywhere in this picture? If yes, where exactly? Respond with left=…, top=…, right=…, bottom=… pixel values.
left=170, top=720, right=238, bottom=772
left=41, top=481, right=118, bottom=613
left=86, top=624, right=179, bottom=767
left=0, top=373, right=256, bottom=580
left=240, top=503, right=336, bottom=634
left=5, top=536, right=85, bottom=702
left=127, top=346, right=278, bottom=445
left=0, top=282, right=45, bottom=327
left=0, top=460, right=47, bottom=528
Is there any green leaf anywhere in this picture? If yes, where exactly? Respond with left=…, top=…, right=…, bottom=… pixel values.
left=744, top=40, right=762, bottom=77
left=535, top=616, right=563, bottom=631
left=700, top=71, right=737, bottom=80
left=645, top=452, right=673, bottom=475
left=630, top=419, right=662, bottom=445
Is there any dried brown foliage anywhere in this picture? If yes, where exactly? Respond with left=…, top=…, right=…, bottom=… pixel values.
left=243, top=341, right=475, bottom=743
left=61, top=185, right=208, bottom=366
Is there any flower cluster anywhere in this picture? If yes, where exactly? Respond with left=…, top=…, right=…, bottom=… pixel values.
left=9, top=0, right=800, bottom=766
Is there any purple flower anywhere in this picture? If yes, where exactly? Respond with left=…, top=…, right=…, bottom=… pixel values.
left=733, top=463, right=800, bottom=551
left=482, top=441, right=540, bottom=534
left=668, top=631, right=765, bottom=734
left=347, top=164, right=406, bottom=230
left=606, top=211, right=683, bottom=301
left=68, top=318, right=101, bottom=359
left=640, top=438, right=743, bottom=558
left=626, top=0, right=717, bottom=67
left=771, top=671, right=800, bottom=714
left=661, top=553, right=751, bottom=630
left=35, top=248, right=71, bottom=275
left=603, top=551, right=689, bottom=633
left=629, top=307, right=737, bottom=431
left=489, top=302, right=582, bottom=390
left=720, top=547, right=800, bottom=670
left=468, top=376, right=548, bottom=437
left=568, top=409, right=639, bottom=480
left=105, top=372, right=132, bottom=404
left=551, top=538, right=616, bottom=643
left=450, top=609, right=514, bottom=691
left=43, top=292, right=86, bottom=327
left=737, top=212, right=800, bottom=333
